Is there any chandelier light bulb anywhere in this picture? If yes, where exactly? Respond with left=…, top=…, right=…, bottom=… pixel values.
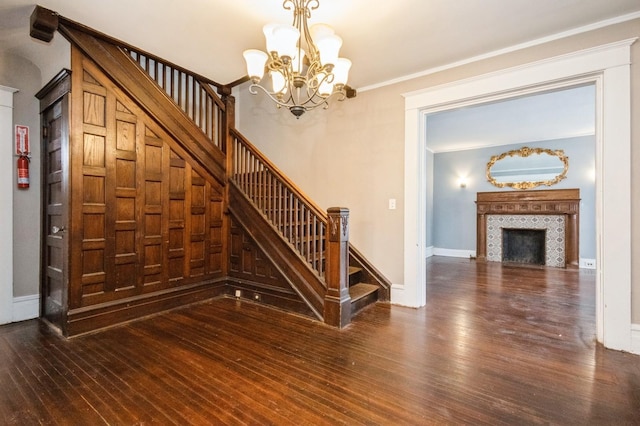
left=332, top=58, right=352, bottom=86
left=309, top=23, right=335, bottom=41
left=243, top=49, right=268, bottom=82
left=315, top=34, right=342, bottom=67
left=272, top=25, right=300, bottom=60
left=263, top=23, right=279, bottom=54
left=271, top=71, right=287, bottom=94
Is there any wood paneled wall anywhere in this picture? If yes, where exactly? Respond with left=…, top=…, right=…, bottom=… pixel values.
left=228, top=218, right=315, bottom=317
left=65, top=48, right=228, bottom=333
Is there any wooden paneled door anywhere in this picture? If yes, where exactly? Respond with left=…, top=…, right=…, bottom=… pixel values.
left=38, top=71, right=71, bottom=332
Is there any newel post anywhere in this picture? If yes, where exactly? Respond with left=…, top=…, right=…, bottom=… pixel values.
left=324, top=207, right=351, bottom=328
left=220, top=86, right=235, bottom=160
left=220, top=88, right=235, bottom=278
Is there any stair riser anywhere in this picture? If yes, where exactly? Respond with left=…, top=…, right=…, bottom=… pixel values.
left=350, top=291, right=378, bottom=316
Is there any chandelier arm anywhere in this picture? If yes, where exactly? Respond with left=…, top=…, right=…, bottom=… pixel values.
left=282, top=0, right=294, bottom=12
left=248, top=83, right=300, bottom=110
left=304, top=1, right=320, bottom=18
left=301, top=88, right=345, bottom=109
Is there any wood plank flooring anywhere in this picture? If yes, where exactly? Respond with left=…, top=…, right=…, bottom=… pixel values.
left=1, top=256, right=639, bottom=425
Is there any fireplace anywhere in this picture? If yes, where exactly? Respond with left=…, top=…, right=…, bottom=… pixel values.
left=476, top=189, right=580, bottom=268
left=502, top=228, right=546, bottom=265
left=486, top=214, right=565, bottom=267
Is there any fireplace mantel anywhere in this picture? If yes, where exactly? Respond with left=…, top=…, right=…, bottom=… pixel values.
left=476, top=189, right=580, bottom=267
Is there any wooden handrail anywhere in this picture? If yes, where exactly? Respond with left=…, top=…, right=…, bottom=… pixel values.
left=230, top=129, right=327, bottom=219
left=230, top=129, right=328, bottom=279
left=53, top=12, right=227, bottom=92
left=124, top=48, right=226, bottom=151
left=32, top=7, right=228, bottom=154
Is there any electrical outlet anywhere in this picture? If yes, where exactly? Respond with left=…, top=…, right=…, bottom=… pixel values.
left=584, top=260, right=595, bottom=268
left=235, top=289, right=241, bottom=298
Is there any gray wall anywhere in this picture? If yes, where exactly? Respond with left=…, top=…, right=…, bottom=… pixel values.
left=431, top=136, right=596, bottom=259
left=0, top=52, right=42, bottom=298
left=425, top=150, right=434, bottom=248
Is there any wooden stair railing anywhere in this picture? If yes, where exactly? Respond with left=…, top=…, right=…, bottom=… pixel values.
left=35, top=8, right=229, bottom=184
left=124, top=48, right=226, bottom=150
left=231, top=129, right=327, bottom=279
left=230, top=130, right=391, bottom=326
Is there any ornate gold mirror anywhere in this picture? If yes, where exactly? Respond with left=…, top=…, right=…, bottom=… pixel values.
left=486, top=146, right=569, bottom=190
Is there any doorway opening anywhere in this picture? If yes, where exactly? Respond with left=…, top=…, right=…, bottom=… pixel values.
left=401, top=39, right=633, bottom=352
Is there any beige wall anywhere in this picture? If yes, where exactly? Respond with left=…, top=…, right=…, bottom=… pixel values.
left=237, top=19, right=640, bottom=322
left=0, top=52, right=42, bottom=298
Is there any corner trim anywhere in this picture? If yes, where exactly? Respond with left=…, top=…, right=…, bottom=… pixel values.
left=631, top=324, right=640, bottom=355
left=426, top=246, right=434, bottom=258
left=13, top=294, right=40, bottom=322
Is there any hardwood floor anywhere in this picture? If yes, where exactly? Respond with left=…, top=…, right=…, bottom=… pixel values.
left=1, top=256, right=639, bottom=425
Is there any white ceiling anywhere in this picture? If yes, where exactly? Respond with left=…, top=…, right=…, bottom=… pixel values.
left=1, top=0, right=639, bottom=90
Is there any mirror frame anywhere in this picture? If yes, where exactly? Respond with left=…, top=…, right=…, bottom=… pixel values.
left=486, top=146, right=569, bottom=190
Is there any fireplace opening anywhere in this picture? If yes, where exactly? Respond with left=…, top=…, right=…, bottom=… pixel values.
left=502, top=228, right=546, bottom=265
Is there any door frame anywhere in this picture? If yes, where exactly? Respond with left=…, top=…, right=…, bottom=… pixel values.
left=399, top=38, right=636, bottom=352
left=37, top=70, right=71, bottom=332
left=0, top=86, right=17, bottom=325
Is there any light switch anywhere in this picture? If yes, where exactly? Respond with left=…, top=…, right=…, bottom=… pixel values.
left=388, top=198, right=396, bottom=210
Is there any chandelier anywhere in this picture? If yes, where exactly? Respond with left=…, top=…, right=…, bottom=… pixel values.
left=243, top=0, right=353, bottom=118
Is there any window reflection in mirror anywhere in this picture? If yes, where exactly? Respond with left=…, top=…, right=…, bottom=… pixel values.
left=486, top=147, right=569, bottom=190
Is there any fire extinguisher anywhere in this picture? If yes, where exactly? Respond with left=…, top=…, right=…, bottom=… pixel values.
left=17, top=155, right=30, bottom=189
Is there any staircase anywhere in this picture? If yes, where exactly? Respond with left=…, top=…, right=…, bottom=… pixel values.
left=235, top=167, right=383, bottom=318
left=33, top=5, right=390, bottom=329
left=349, top=267, right=379, bottom=316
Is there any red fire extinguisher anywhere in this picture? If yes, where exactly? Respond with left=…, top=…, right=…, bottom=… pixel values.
left=17, top=155, right=30, bottom=189
left=15, top=124, right=30, bottom=189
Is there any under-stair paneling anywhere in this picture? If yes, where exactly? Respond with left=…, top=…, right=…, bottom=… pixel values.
left=64, top=47, right=226, bottom=335
left=228, top=218, right=315, bottom=318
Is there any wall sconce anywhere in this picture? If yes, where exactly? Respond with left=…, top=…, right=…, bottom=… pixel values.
left=458, top=177, right=468, bottom=188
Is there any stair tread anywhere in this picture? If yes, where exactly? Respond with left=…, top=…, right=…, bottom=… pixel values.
left=349, top=283, right=379, bottom=301
left=349, top=266, right=362, bottom=276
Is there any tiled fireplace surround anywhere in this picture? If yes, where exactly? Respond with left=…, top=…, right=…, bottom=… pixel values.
left=476, top=189, right=580, bottom=268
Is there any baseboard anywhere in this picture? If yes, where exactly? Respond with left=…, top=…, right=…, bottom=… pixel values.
left=433, top=248, right=476, bottom=259
left=631, top=324, right=640, bottom=355
left=66, top=280, right=228, bottom=337
left=426, top=246, right=434, bottom=258
left=226, top=278, right=316, bottom=319
left=579, top=258, right=596, bottom=269
left=13, top=294, right=39, bottom=322
left=391, top=283, right=422, bottom=308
